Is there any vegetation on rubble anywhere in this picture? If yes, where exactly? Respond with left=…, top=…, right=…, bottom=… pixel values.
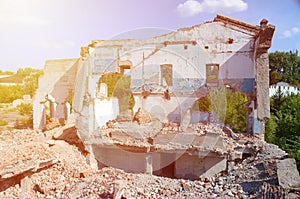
left=266, top=50, right=300, bottom=170
left=194, top=87, right=248, bottom=133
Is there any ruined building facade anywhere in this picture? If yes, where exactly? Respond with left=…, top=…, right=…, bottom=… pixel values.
left=33, top=15, right=275, bottom=178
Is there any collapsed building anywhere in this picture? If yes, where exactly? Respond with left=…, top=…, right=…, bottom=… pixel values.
left=33, top=14, right=275, bottom=179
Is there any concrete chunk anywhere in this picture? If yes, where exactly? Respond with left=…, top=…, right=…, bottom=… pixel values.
left=277, top=158, right=300, bottom=188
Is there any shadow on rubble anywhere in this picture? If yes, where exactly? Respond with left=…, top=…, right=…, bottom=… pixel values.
left=0, top=164, right=53, bottom=192
left=240, top=178, right=278, bottom=194
left=238, top=160, right=279, bottom=195
left=53, top=126, right=89, bottom=156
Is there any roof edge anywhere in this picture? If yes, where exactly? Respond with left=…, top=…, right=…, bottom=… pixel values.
left=214, top=14, right=261, bottom=35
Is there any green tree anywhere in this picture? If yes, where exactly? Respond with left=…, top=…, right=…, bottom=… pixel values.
left=265, top=113, right=278, bottom=143
left=265, top=93, right=300, bottom=170
left=266, top=93, right=300, bottom=140
left=0, top=85, right=23, bottom=103
left=269, top=71, right=282, bottom=85
left=269, top=51, right=300, bottom=86
left=22, top=70, right=43, bottom=97
left=267, top=50, right=300, bottom=171
left=193, top=87, right=248, bottom=133
left=224, top=89, right=248, bottom=133
left=0, top=67, right=43, bottom=103
left=0, top=70, right=13, bottom=75
left=16, top=67, right=41, bottom=78
left=275, top=94, right=300, bottom=138
left=270, top=87, right=287, bottom=114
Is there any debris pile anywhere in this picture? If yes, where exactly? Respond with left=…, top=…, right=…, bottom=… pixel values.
left=0, top=123, right=299, bottom=198
left=42, top=118, right=61, bottom=132
left=132, top=108, right=152, bottom=124
left=0, top=128, right=94, bottom=198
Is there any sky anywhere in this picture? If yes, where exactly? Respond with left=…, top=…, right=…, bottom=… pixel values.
left=0, top=0, right=299, bottom=72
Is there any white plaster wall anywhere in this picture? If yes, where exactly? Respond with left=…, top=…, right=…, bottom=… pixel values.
left=88, top=76, right=99, bottom=98
left=124, top=45, right=207, bottom=80
left=94, top=98, right=119, bottom=128
left=75, top=20, right=257, bottom=138
left=151, top=22, right=255, bottom=79
left=133, top=96, right=198, bottom=123
left=92, top=22, right=255, bottom=82
left=76, top=106, right=89, bottom=140
left=219, top=51, right=255, bottom=79
left=72, top=59, right=88, bottom=113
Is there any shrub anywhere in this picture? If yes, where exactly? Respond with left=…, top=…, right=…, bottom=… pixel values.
left=0, top=119, right=8, bottom=126
left=14, top=117, right=33, bottom=129
left=16, top=103, right=32, bottom=116
left=193, top=87, right=248, bottom=133
left=0, top=85, right=23, bottom=103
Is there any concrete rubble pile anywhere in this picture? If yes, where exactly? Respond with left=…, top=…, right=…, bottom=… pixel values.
left=0, top=122, right=300, bottom=198
left=0, top=128, right=93, bottom=198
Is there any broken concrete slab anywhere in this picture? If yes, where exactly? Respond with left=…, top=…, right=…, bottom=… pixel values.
left=0, top=130, right=58, bottom=183
left=277, top=158, right=300, bottom=188
left=133, top=108, right=152, bottom=124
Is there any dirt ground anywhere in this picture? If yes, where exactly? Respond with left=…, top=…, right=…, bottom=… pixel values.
left=0, top=108, right=30, bottom=130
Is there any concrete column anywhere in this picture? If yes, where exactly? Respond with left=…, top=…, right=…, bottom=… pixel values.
left=65, top=102, right=70, bottom=119
left=255, top=19, right=275, bottom=121
left=145, top=154, right=153, bottom=175
left=256, top=51, right=270, bottom=120
left=85, top=144, right=98, bottom=170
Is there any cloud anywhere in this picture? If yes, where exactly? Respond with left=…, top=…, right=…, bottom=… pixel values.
left=177, top=0, right=248, bottom=17
left=279, top=27, right=300, bottom=39
left=292, top=27, right=300, bottom=34
left=34, top=40, right=76, bottom=49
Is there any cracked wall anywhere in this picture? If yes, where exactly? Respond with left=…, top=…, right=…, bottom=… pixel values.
left=72, top=15, right=275, bottom=141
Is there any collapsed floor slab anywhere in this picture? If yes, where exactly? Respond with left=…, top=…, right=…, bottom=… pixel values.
left=82, top=121, right=253, bottom=179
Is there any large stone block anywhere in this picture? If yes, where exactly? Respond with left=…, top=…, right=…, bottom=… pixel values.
left=277, top=158, right=300, bottom=188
